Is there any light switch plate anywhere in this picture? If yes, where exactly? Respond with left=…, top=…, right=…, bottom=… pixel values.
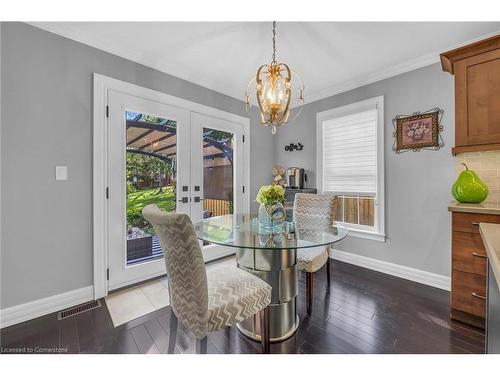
left=55, top=166, right=68, bottom=181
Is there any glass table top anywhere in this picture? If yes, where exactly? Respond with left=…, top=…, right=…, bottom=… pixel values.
left=193, top=214, right=348, bottom=250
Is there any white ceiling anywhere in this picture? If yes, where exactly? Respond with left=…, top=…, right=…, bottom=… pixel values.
left=30, top=22, right=500, bottom=104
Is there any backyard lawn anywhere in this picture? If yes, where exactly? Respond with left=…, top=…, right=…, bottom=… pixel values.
left=127, top=185, right=176, bottom=231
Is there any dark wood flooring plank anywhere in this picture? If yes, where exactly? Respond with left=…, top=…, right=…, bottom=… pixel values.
left=0, top=259, right=486, bottom=354
left=130, top=324, right=160, bottom=354
left=102, top=330, right=140, bottom=354
left=143, top=318, right=170, bottom=353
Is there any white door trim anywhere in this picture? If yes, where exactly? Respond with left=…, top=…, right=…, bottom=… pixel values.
left=93, top=73, right=250, bottom=299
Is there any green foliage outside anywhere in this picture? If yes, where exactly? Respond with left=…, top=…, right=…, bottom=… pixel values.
left=126, top=153, right=172, bottom=184
left=127, top=186, right=176, bottom=234
left=126, top=152, right=175, bottom=234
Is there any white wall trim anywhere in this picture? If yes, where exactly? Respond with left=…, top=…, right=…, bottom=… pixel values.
left=27, top=22, right=500, bottom=108
left=294, top=30, right=500, bottom=107
left=27, top=21, right=242, bottom=104
left=0, top=286, right=93, bottom=329
left=316, top=96, right=385, bottom=240
left=93, top=73, right=250, bottom=299
left=330, top=249, right=451, bottom=291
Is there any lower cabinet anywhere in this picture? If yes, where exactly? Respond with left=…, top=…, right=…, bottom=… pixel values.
left=451, top=212, right=500, bottom=329
left=452, top=270, right=486, bottom=319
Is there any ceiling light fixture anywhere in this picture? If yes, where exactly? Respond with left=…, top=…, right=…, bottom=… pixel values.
left=245, top=21, right=305, bottom=135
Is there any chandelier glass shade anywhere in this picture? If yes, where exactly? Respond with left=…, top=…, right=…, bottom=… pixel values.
left=245, top=22, right=304, bottom=134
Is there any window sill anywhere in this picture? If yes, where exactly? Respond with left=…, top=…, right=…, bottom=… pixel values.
left=344, top=228, right=386, bottom=242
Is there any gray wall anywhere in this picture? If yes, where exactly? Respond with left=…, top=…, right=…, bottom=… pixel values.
left=0, top=22, right=273, bottom=308
left=275, top=63, right=455, bottom=277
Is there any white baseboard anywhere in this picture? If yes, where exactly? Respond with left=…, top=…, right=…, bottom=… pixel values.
left=0, top=286, right=94, bottom=329
left=330, top=249, right=451, bottom=291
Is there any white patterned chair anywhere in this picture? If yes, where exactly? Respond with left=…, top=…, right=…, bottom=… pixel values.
left=293, top=193, right=336, bottom=315
left=142, top=204, right=272, bottom=354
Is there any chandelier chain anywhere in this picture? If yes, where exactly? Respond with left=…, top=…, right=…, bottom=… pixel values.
left=271, top=21, right=276, bottom=65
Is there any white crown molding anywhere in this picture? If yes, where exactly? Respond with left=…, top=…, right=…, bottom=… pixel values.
left=329, top=249, right=451, bottom=291
left=25, top=22, right=240, bottom=103
left=0, top=286, right=93, bottom=329
left=27, top=22, right=500, bottom=108
left=301, top=52, right=439, bottom=106
left=299, top=29, right=500, bottom=107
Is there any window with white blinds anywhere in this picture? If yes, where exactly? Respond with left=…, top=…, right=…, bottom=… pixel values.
left=322, top=109, right=377, bottom=194
left=317, top=96, right=385, bottom=241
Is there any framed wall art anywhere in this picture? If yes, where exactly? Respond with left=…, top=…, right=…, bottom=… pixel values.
left=392, top=108, right=444, bottom=153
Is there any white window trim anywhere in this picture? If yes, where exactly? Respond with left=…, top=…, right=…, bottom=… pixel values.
left=316, top=96, right=385, bottom=242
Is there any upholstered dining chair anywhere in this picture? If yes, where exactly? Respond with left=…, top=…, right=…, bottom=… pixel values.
left=142, top=204, right=272, bottom=354
left=293, top=193, right=336, bottom=315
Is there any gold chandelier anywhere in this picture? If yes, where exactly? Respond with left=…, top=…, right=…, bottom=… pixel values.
left=245, top=21, right=305, bottom=134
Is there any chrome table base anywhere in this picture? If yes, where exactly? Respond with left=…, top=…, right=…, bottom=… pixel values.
left=235, top=247, right=299, bottom=342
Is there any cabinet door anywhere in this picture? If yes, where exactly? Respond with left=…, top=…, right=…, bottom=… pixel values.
left=455, top=49, right=500, bottom=147
left=451, top=270, right=486, bottom=318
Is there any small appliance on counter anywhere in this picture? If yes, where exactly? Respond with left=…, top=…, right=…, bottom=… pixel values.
left=287, top=167, right=305, bottom=189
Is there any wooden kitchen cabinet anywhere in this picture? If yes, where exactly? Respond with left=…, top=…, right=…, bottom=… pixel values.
left=441, top=35, right=500, bottom=155
left=450, top=210, right=500, bottom=329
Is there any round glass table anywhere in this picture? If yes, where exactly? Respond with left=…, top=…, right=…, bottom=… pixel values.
left=194, top=214, right=348, bottom=342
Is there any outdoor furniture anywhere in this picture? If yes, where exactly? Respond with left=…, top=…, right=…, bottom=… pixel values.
left=126, top=227, right=153, bottom=261
left=142, top=204, right=272, bottom=354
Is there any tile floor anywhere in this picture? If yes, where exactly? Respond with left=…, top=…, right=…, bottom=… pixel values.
left=105, top=278, right=170, bottom=327
left=105, top=256, right=237, bottom=327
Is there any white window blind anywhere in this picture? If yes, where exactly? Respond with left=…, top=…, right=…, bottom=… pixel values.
left=322, top=109, right=377, bottom=194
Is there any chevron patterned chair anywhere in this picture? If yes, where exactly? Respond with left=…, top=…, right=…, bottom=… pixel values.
left=293, top=193, right=336, bottom=315
left=142, top=204, right=272, bottom=354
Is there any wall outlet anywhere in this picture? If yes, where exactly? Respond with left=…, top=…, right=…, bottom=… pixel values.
left=55, top=166, right=68, bottom=181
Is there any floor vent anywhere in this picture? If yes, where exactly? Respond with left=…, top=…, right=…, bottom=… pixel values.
left=58, top=300, right=101, bottom=320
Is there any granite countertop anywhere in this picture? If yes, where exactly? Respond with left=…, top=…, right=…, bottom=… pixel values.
left=479, top=223, right=500, bottom=292
left=448, top=201, right=500, bottom=215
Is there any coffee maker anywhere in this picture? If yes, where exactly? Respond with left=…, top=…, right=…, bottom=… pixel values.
left=287, top=167, right=305, bottom=189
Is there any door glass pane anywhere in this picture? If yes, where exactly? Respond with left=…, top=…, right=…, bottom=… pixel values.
left=202, top=128, right=234, bottom=220
left=125, top=111, right=177, bottom=265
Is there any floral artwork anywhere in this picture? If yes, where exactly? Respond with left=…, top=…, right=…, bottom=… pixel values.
left=402, top=117, right=433, bottom=144
left=393, top=109, right=443, bottom=152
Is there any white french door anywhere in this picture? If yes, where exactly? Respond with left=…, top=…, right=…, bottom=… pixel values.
left=107, top=91, right=246, bottom=291
left=190, top=113, right=245, bottom=262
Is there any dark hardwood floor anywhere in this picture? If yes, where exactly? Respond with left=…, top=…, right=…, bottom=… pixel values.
left=0, top=260, right=485, bottom=354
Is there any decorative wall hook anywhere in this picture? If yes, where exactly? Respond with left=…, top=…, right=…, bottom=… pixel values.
left=284, top=142, right=304, bottom=152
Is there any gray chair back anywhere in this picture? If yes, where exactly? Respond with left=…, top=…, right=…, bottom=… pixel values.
left=142, top=204, right=208, bottom=338
left=293, top=193, right=337, bottom=230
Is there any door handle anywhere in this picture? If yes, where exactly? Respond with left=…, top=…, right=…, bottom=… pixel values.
left=178, top=197, right=189, bottom=203
left=194, top=197, right=204, bottom=203
left=472, top=252, right=487, bottom=258
left=472, top=292, right=486, bottom=300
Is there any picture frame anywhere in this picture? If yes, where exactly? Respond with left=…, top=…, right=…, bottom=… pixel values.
left=392, top=108, right=444, bottom=153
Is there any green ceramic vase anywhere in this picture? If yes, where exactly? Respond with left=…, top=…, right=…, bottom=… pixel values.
left=452, top=163, right=489, bottom=203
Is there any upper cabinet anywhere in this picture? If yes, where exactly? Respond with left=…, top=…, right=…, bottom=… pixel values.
left=441, top=35, right=500, bottom=155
